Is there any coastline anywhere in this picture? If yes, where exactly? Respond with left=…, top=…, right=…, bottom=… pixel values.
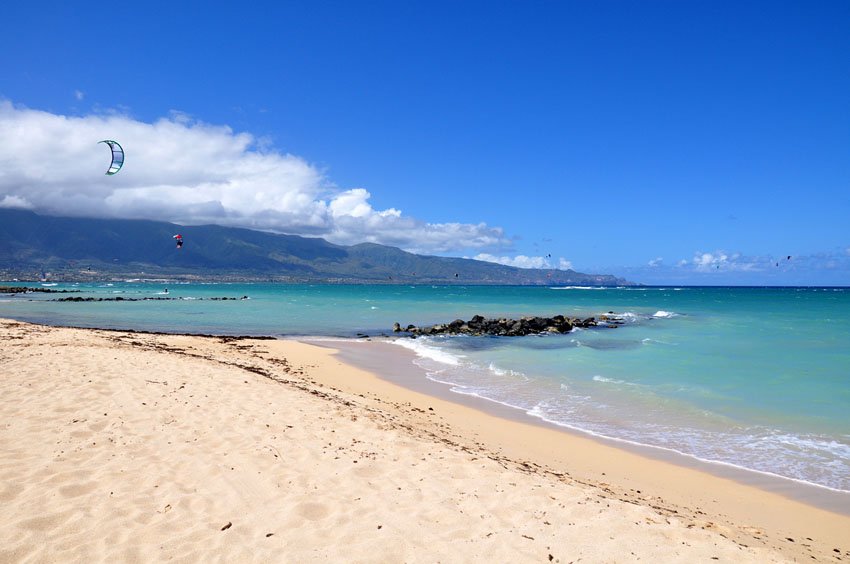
left=327, top=338, right=850, bottom=516
left=317, top=340, right=850, bottom=544
left=2, top=318, right=848, bottom=561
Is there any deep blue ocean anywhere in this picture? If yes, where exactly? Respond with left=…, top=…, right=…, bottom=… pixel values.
left=3, top=282, right=849, bottom=492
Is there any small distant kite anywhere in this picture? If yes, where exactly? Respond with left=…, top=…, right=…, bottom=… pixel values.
left=99, top=140, right=124, bottom=175
left=173, top=234, right=183, bottom=249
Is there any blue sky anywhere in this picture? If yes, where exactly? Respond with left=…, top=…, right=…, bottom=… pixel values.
left=1, top=1, right=848, bottom=285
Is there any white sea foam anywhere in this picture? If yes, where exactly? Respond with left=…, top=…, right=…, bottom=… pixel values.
left=642, top=337, right=677, bottom=346
left=601, top=311, right=641, bottom=322
left=770, top=434, right=850, bottom=458
left=423, top=372, right=462, bottom=387
left=550, top=286, right=607, bottom=290
left=521, top=408, right=850, bottom=493
left=446, top=386, right=534, bottom=412
left=488, top=362, right=507, bottom=376
left=592, top=375, right=627, bottom=385
left=653, top=310, right=678, bottom=318
left=486, top=362, right=526, bottom=379
left=391, top=338, right=461, bottom=366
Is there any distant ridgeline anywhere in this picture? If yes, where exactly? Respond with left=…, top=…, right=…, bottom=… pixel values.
left=0, top=209, right=633, bottom=286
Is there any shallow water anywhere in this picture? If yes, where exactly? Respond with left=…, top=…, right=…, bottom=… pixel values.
left=3, top=282, right=848, bottom=491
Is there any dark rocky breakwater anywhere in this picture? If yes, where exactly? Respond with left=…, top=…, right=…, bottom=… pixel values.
left=393, top=313, right=626, bottom=337
left=1, top=285, right=78, bottom=294
left=50, top=296, right=249, bottom=302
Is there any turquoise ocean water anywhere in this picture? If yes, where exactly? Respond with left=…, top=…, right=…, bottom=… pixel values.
left=2, top=282, right=849, bottom=493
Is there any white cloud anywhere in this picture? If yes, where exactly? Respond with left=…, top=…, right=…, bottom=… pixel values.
left=693, top=251, right=729, bottom=271
left=677, top=250, right=787, bottom=272
left=474, top=254, right=547, bottom=269
left=622, top=247, right=850, bottom=286
left=0, top=101, right=511, bottom=254
left=473, top=253, right=572, bottom=270
left=0, top=194, right=33, bottom=209
left=648, top=257, right=663, bottom=267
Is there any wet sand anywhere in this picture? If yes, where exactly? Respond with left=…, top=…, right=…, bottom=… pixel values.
left=330, top=338, right=850, bottom=516
left=1, top=318, right=848, bottom=562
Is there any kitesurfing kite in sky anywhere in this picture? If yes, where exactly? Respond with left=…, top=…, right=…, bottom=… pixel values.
left=99, top=140, right=124, bottom=175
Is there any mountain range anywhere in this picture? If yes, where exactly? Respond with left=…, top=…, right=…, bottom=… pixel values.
left=0, top=209, right=633, bottom=285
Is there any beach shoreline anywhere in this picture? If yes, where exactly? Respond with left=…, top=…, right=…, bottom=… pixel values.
left=325, top=337, right=850, bottom=516
left=2, top=318, right=848, bottom=562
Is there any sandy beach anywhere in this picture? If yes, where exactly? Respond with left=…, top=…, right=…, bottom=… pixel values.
left=1, top=318, right=848, bottom=563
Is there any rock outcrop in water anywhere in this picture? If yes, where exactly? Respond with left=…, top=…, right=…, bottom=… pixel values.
left=50, top=296, right=249, bottom=302
left=1, top=286, right=78, bottom=294
left=392, top=314, right=625, bottom=337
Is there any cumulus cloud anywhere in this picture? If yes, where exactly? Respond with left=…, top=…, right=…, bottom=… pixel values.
left=0, top=194, right=33, bottom=209
left=616, top=247, right=850, bottom=285
left=474, top=254, right=547, bottom=269
left=679, top=250, right=764, bottom=272
left=648, top=257, right=663, bottom=267
left=693, top=251, right=730, bottom=271
left=473, top=253, right=573, bottom=270
left=0, top=101, right=510, bottom=254
left=672, top=249, right=839, bottom=273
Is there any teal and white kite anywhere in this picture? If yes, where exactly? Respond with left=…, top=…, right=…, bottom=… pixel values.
left=99, top=140, right=124, bottom=175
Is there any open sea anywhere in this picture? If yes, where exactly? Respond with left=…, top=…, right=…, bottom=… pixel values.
left=2, top=282, right=849, bottom=495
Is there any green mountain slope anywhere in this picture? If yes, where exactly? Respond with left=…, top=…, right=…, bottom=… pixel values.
left=0, top=209, right=633, bottom=285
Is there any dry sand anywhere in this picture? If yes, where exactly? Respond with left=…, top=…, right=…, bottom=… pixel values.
left=1, top=318, right=848, bottom=562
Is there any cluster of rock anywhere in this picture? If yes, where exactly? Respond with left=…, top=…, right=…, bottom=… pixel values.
left=1, top=286, right=77, bottom=294
left=51, top=296, right=249, bottom=302
left=393, top=314, right=611, bottom=337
